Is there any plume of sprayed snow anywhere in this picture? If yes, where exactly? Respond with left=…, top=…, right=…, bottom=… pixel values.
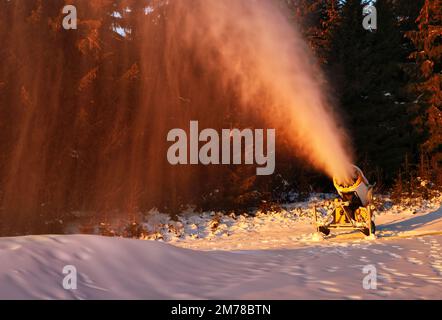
left=174, top=0, right=354, bottom=181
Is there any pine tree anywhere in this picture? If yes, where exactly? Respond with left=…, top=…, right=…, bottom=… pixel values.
left=406, top=0, right=442, bottom=184
left=327, top=0, right=422, bottom=185
left=286, top=0, right=340, bottom=65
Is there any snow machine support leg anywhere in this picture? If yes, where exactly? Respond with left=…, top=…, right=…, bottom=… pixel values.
left=314, top=205, right=330, bottom=236
left=314, top=205, right=319, bottom=233
left=367, top=205, right=376, bottom=236
left=368, top=206, right=372, bottom=236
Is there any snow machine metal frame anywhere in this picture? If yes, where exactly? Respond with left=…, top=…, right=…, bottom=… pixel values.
left=314, top=165, right=376, bottom=237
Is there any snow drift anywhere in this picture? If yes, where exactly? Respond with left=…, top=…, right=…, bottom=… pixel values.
left=1, top=223, right=442, bottom=300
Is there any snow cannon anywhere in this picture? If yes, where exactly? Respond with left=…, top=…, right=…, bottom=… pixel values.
left=333, top=165, right=372, bottom=207
left=314, top=165, right=376, bottom=237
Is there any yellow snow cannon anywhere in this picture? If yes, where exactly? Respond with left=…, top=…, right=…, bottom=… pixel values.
left=314, top=165, right=376, bottom=237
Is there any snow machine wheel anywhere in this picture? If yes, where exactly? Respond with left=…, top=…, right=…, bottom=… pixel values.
left=318, top=226, right=330, bottom=236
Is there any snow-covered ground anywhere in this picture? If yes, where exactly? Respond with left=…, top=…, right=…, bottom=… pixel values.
left=0, top=194, right=441, bottom=299
left=139, top=193, right=442, bottom=251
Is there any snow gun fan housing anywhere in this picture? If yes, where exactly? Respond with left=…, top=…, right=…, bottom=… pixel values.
left=333, top=165, right=373, bottom=207
left=315, top=165, right=376, bottom=237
